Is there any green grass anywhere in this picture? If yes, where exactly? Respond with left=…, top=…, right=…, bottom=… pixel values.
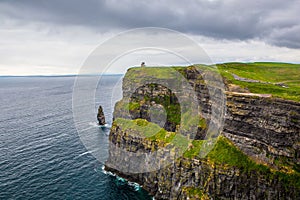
left=206, top=136, right=299, bottom=188
left=218, top=62, right=300, bottom=82
left=165, top=104, right=181, bottom=125
left=113, top=118, right=300, bottom=188
left=113, top=118, right=192, bottom=152
left=171, top=133, right=189, bottom=152
left=114, top=118, right=163, bottom=138
left=114, top=118, right=178, bottom=145
left=125, top=67, right=183, bottom=84
left=183, top=140, right=205, bottom=158
left=114, top=118, right=280, bottom=171
left=125, top=62, right=300, bottom=102
left=207, top=137, right=266, bottom=170
left=129, top=102, right=140, bottom=111
left=114, top=117, right=290, bottom=172
left=216, top=62, right=300, bottom=101
left=184, top=136, right=267, bottom=171
left=117, top=99, right=206, bottom=131
left=187, top=136, right=300, bottom=188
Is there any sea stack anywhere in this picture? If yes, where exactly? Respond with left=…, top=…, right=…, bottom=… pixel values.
left=97, top=106, right=106, bottom=125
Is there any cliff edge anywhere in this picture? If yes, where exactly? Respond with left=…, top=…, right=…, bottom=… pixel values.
left=105, top=63, right=300, bottom=199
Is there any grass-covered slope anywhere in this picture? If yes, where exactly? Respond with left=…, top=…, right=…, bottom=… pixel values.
left=112, top=118, right=300, bottom=189
left=216, top=62, right=300, bottom=101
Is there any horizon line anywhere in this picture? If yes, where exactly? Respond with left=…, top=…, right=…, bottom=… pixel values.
left=1, top=61, right=299, bottom=77
left=0, top=73, right=125, bottom=77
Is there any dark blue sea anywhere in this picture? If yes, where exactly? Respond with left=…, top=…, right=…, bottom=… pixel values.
left=0, top=76, right=152, bottom=200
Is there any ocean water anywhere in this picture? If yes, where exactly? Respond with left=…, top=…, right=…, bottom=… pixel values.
left=0, top=76, right=152, bottom=200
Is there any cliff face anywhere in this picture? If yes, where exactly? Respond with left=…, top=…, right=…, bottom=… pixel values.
left=105, top=66, right=300, bottom=199
left=224, top=93, right=300, bottom=169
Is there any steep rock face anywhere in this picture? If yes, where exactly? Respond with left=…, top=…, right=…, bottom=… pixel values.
left=105, top=66, right=300, bottom=199
left=105, top=124, right=299, bottom=199
left=224, top=93, right=300, bottom=168
left=97, top=105, right=106, bottom=125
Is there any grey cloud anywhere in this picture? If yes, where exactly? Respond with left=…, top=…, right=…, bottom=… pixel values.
left=0, top=0, right=299, bottom=48
left=269, top=25, right=300, bottom=49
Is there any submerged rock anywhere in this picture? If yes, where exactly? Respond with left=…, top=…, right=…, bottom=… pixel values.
left=97, top=105, right=106, bottom=125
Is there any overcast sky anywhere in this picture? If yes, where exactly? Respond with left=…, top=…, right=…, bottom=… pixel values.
left=0, top=0, right=300, bottom=75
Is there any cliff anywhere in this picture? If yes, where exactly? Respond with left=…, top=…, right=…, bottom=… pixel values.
left=105, top=63, right=300, bottom=199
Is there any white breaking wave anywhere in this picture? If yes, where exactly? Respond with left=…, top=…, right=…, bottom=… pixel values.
left=89, top=122, right=112, bottom=129
left=88, top=122, right=100, bottom=127
left=77, top=149, right=97, bottom=157
left=101, top=165, right=142, bottom=191
left=77, top=151, right=91, bottom=157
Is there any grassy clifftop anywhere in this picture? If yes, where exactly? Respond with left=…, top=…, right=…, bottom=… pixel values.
left=216, top=62, right=300, bottom=102
left=126, top=62, right=300, bottom=102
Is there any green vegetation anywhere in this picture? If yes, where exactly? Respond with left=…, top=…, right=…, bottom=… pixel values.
left=127, top=67, right=181, bottom=80
left=113, top=118, right=268, bottom=169
left=171, top=133, right=189, bottom=152
left=181, top=109, right=207, bottom=131
left=183, top=139, right=205, bottom=158
left=114, top=118, right=162, bottom=138
left=114, top=62, right=300, bottom=189
left=125, top=62, right=300, bottom=102
left=216, top=62, right=300, bottom=101
left=193, top=136, right=299, bottom=188
left=117, top=99, right=205, bottom=131
left=113, top=118, right=300, bottom=188
left=207, top=137, right=269, bottom=171
left=182, top=187, right=208, bottom=199
left=129, top=102, right=140, bottom=111
left=165, top=104, right=181, bottom=125
left=115, top=100, right=140, bottom=112
left=114, top=117, right=295, bottom=170
left=114, top=118, right=190, bottom=150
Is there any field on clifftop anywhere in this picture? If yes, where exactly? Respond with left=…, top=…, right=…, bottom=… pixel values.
left=216, top=62, right=300, bottom=101
left=128, top=62, right=300, bottom=101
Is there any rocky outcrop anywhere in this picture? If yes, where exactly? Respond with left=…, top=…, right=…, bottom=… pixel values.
left=105, top=66, right=300, bottom=199
left=97, top=105, right=106, bottom=125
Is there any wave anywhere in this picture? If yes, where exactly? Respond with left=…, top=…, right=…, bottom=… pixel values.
left=101, top=166, right=142, bottom=191
left=88, top=122, right=112, bottom=129
left=77, top=150, right=95, bottom=157
left=88, top=122, right=100, bottom=127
